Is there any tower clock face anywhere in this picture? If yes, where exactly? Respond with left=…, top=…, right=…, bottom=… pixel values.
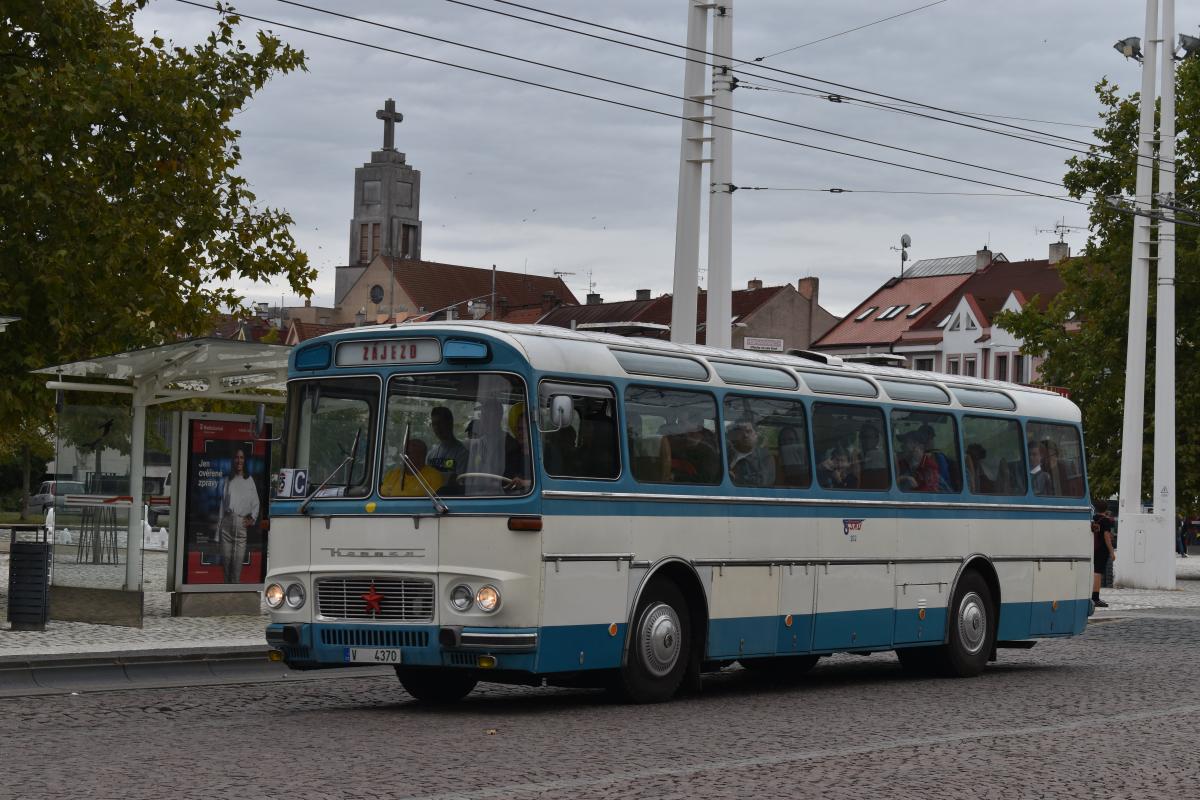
left=369, top=284, right=385, bottom=304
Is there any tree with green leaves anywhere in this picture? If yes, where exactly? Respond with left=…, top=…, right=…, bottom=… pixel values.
left=997, top=57, right=1200, bottom=513
left=0, top=0, right=314, bottom=494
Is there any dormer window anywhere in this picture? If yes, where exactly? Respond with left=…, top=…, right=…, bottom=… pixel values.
left=907, top=303, right=930, bottom=318
left=854, top=306, right=879, bottom=322
left=936, top=313, right=952, bottom=329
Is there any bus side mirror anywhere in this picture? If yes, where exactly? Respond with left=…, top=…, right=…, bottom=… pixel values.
left=550, top=395, right=574, bottom=430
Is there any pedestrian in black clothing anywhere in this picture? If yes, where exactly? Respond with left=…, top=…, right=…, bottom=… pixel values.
left=1092, top=500, right=1116, bottom=608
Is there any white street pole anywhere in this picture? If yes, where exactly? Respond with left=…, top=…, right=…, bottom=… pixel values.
left=125, top=388, right=148, bottom=592
left=706, top=1, right=734, bottom=350
left=1116, top=0, right=1165, bottom=588
left=1150, top=0, right=1177, bottom=586
left=670, top=0, right=710, bottom=344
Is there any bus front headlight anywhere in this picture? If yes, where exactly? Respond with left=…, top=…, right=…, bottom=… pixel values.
left=285, top=583, right=306, bottom=609
left=476, top=585, right=501, bottom=613
left=450, top=584, right=474, bottom=612
left=265, top=583, right=285, bottom=609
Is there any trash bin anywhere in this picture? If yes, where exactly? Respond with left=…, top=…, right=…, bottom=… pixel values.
left=7, top=525, right=51, bottom=631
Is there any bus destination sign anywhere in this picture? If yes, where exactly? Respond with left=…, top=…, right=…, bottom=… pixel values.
left=336, top=338, right=442, bottom=367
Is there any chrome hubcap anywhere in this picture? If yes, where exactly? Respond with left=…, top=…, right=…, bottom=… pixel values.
left=638, top=602, right=682, bottom=677
left=957, top=592, right=987, bottom=655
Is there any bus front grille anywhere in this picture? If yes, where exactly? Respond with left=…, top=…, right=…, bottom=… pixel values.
left=315, top=577, right=435, bottom=622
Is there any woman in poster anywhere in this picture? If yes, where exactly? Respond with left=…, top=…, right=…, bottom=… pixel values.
left=217, top=448, right=260, bottom=584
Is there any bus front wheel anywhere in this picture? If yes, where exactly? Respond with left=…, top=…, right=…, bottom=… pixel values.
left=395, top=668, right=478, bottom=704
left=617, top=581, right=691, bottom=703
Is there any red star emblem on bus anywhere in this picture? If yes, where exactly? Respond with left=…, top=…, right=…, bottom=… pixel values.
left=361, top=583, right=384, bottom=615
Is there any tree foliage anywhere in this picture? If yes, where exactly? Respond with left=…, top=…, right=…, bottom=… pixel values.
left=997, top=58, right=1200, bottom=513
left=0, top=1, right=313, bottom=449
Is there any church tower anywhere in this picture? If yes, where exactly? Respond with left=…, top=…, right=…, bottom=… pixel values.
left=336, top=99, right=422, bottom=305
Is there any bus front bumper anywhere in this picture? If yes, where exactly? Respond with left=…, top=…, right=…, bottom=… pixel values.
left=266, top=622, right=540, bottom=671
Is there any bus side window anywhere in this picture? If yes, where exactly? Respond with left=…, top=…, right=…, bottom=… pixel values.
left=1027, top=421, right=1086, bottom=498
left=539, top=383, right=620, bottom=481
left=890, top=409, right=962, bottom=494
left=812, top=403, right=889, bottom=491
left=962, top=415, right=1027, bottom=496
left=723, top=394, right=811, bottom=489
left=625, top=386, right=720, bottom=485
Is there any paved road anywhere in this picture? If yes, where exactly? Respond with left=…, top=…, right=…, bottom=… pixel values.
left=3, top=610, right=1198, bottom=800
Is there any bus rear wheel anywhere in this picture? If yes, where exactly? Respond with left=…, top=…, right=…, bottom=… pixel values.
left=616, top=581, right=691, bottom=704
left=395, top=668, right=478, bottom=704
left=931, top=571, right=995, bottom=677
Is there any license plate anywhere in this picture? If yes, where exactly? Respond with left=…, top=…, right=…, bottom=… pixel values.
left=344, top=648, right=402, bottom=664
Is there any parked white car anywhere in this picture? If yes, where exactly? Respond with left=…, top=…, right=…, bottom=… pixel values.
left=28, top=480, right=85, bottom=514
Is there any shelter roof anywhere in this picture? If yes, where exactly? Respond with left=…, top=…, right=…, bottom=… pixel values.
left=34, top=338, right=292, bottom=400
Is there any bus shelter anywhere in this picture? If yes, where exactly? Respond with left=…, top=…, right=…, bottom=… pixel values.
left=33, top=338, right=290, bottom=625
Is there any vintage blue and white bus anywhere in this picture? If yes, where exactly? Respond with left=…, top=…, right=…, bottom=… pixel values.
left=264, top=322, right=1092, bottom=703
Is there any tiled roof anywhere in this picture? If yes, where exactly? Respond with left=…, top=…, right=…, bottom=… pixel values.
left=536, top=286, right=787, bottom=342
left=288, top=320, right=352, bottom=343
left=814, top=273, right=974, bottom=348
left=382, top=257, right=578, bottom=318
left=907, top=258, right=1065, bottom=333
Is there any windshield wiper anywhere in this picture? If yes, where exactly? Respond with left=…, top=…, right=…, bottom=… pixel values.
left=299, top=427, right=361, bottom=515
left=396, top=422, right=450, bottom=515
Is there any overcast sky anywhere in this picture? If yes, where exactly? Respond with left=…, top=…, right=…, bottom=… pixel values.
left=135, top=0, right=1198, bottom=316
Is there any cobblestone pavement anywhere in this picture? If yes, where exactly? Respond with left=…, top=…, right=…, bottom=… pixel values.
left=1, top=610, right=1198, bottom=800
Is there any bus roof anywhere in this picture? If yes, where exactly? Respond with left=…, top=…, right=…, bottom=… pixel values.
left=308, top=320, right=1080, bottom=422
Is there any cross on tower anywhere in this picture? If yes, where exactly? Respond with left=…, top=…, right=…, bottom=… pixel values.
left=376, top=98, right=403, bottom=151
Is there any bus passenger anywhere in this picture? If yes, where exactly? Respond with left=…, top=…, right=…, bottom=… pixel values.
left=817, top=447, right=857, bottom=490
left=856, top=424, right=888, bottom=490
left=381, top=439, right=445, bottom=496
left=1028, top=441, right=1053, bottom=496
left=777, top=425, right=809, bottom=485
left=428, top=406, right=469, bottom=481
left=667, top=410, right=719, bottom=483
left=727, top=419, right=775, bottom=487
left=965, top=443, right=994, bottom=494
left=896, top=430, right=940, bottom=492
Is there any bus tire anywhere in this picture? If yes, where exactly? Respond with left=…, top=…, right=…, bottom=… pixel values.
left=617, top=581, right=691, bottom=703
left=936, top=570, right=995, bottom=677
left=740, top=654, right=820, bottom=677
left=395, top=668, right=477, bottom=704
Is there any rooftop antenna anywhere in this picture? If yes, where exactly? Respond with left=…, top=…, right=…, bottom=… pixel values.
left=890, top=233, right=912, bottom=278
left=1036, top=218, right=1086, bottom=242
left=586, top=270, right=596, bottom=294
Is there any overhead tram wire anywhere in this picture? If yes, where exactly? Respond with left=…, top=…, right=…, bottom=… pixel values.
left=735, top=80, right=1097, bottom=130
left=178, top=3, right=1197, bottom=229
left=175, top=0, right=1092, bottom=210
left=272, top=0, right=1071, bottom=193
left=737, top=187, right=1076, bottom=197
left=754, top=0, right=950, bottom=61
left=461, top=0, right=1177, bottom=173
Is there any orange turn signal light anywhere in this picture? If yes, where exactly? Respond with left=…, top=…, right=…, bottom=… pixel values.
left=917, top=608, right=926, bottom=621
left=784, top=614, right=793, bottom=628
left=608, top=622, right=619, bottom=637
left=477, top=655, right=498, bottom=669
left=507, top=516, right=543, bottom=532
left=268, top=650, right=284, bottom=662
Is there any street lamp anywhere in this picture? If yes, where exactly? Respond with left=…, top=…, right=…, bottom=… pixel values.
left=1179, top=33, right=1200, bottom=58
left=1114, top=36, right=1144, bottom=60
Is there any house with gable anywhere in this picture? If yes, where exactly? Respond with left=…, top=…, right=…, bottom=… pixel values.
left=813, top=248, right=1003, bottom=359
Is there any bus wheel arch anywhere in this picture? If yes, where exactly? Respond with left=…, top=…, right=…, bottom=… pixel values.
left=949, top=555, right=1001, bottom=640
left=620, top=558, right=708, bottom=701
left=940, top=557, right=1000, bottom=677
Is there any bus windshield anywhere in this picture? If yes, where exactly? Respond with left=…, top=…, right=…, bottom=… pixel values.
left=284, top=377, right=379, bottom=498
left=380, top=373, right=531, bottom=497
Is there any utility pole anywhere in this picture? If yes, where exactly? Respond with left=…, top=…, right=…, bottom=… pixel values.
left=1115, top=0, right=1175, bottom=589
left=705, top=1, right=734, bottom=349
left=670, top=0, right=710, bottom=344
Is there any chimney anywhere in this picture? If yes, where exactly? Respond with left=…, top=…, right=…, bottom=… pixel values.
left=798, top=277, right=820, bottom=347
left=304, top=298, right=312, bottom=308
left=746, top=278, right=764, bottom=291
left=1048, top=241, right=1070, bottom=265
left=587, top=293, right=603, bottom=305
left=636, top=289, right=651, bottom=301
left=541, top=290, right=557, bottom=312
left=976, top=246, right=993, bottom=271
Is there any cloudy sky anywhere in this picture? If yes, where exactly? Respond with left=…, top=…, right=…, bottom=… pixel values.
left=135, top=0, right=1198, bottom=317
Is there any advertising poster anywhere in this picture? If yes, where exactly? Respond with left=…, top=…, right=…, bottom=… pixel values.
left=182, top=418, right=271, bottom=585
